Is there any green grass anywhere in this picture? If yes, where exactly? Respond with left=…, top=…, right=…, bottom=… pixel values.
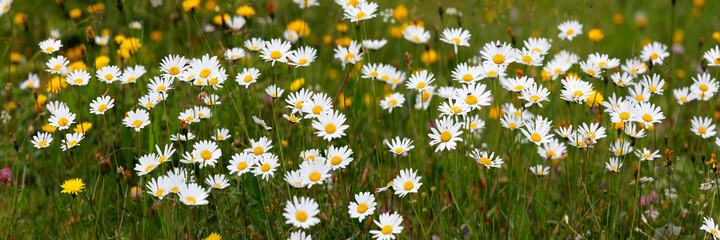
left=2, top=0, right=720, bottom=239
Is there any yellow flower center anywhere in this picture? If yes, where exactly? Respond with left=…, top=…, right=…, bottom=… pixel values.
left=46, top=47, right=54, bottom=52
left=382, top=225, right=393, bottom=235
left=270, top=51, right=282, bottom=59
left=451, top=106, right=462, bottom=113
left=642, top=114, right=652, bottom=122
left=547, top=150, right=556, bottom=157
left=679, top=97, right=687, bottom=102
left=38, top=141, right=47, bottom=147
left=261, top=163, right=271, bottom=172
left=440, top=131, right=452, bottom=142
left=554, top=68, right=562, bottom=74
left=186, top=197, right=196, bottom=204
left=146, top=102, right=154, bottom=108
left=416, top=82, right=426, bottom=89
left=200, top=69, right=212, bottom=78
left=616, top=149, right=623, bottom=154
left=68, top=141, right=78, bottom=147
left=566, top=29, right=574, bottom=35
left=288, top=116, right=298, bottom=122
left=209, top=78, right=219, bottom=85
left=388, top=99, right=398, bottom=106
left=465, top=95, right=478, bottom=105
left=487, top=71, right=497, bottom=77
left=169, top=66, right=180, bottom=75
left=451, top=38, right=461, bottom=44
left=412, top=36, right=420, bottom=42
left=611, top=166, right=617, bottom=170
left=325, top=123, right=337, bottom=134
left=422, top=92, right=431, bottom=101
left=700, top=84, right=709, bottom=91
left=312, top=105, right=323, bottom=114
left=155, top=189, right=164, bottom=196
left=479, top=157, right=492, bottom=165
left=296, top=211, right=308, bottom=222
left=470, top=123, right=478, bottom=128
left=298, top=59, right=308, bottom=65
left=635, top=95, right=644, bottom=101
left=530, top=133, right=542, bottom=142
left=462, top=74, right=473, bottom=81
left=331, top=156, right=342, bottom=165
left=159, top=156, right=167, bottom=163
left=172, top=186, right=179, bottom=192
left=650, top=53, right=659, bottom=60
left=344, top=53, right=355, bottom=62
left=587, top=69, right=595, bottom=76
left=522, top=55, right=533, bottom=63
left=237, top=162, right=248, bottom=170
left=105, top=74, right=114, bottom=80
left=201, top=150, right=212, bottom=160
left=573, top=91, right=584, bottom=97
left=530, top=95, right=540, bottom=102
left=145, top=164, right=154, bottom=172
left=58, top=118, right=69, bottom=126
left=355, top=12, right=366, bottom=19
left=309, top=172, right=321, bottom=182
left=394, top=148, right=404, bottom=153
left=347, top=0, right=359, bottom=7
left=357, top=203, right=368, bottom=213
left=699, top=127, right=707, bottom=134
left=715, top=58, right=720, bottom=64
left=127, top=77, right=136, bottom=83
left=619, top=112, right=630, bottom=120
left=648, top=86, right=657, bottom=92
left=132, top=120, right=143, bottom=128
left=404, top=181, right=414, bottom=190
left=492, top=54, right=505, bottom=64
left=253, top=146, right=264, bottom=155
left=508, top=123, right=517, bottom=129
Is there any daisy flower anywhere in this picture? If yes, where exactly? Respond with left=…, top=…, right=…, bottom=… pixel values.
left=286, top=88, right=314, bottom=114
left=120, top=65, right=146, bottom=84
left=284, top=30, right=300, bottom=43
left=97, top=65, right=122, bottom=83
left=39, top=38, right=62, bottom=54
left=519, top=84, right=550, bottom=107
left=516, top=48, right=544, bottom=66
left=49, top=109, right=76, bottom=130
left=610, top=72, right=635, bottom=87
left=523, top=37, right=552, bottom=55
left=609, top=139, right=634, bottom=156
left=289, top=231, right=312, bottom=240
left=179, top=183, right=209, bottom=206
left=31, top=132, right=53, bottom=149
left=160, top=55, right=187, bottom=80
left=94, top=35, right=109, bottom=46
left=244, top=38, right=266, bottom=52
left=632, top=102, right=664, bottom=125
left=385, top=137, right=414, bottom=156
left=205, top=174, right=230, bottom=190
left=300, top=149, right=325, bottom=162
left=362, top=39, right=387, bottom=50
left=380, top=93, right=405, bottom=113
left=370, top=212, right=404, bottom=240
left=640, top=74, right=665, bottom=95
left=171, top=132, right=196, bottom=142
left=538, top=138, right=566, bottom=160
left=283, top=196, right=320, bottom=229
left=343, top=0, right=377, bottom=22
left=453, top=83, right=492, bottom=110
left=621, top=58, right=648, bottom=76
left=520, top=116, right=553, bottom=145
left=252, top=115, right=272, bottom=130
left=299, top=160, right=332, bottom=188
left=580, top=60, right=602, bottom=78
left=557, top=20, right=582, bottom=40
left=348, top=192, right=377, bottom=222
left=227, top=153, right=256, bottom=176
left=500, top=76, right=536, bottom=92
left=640, top=41, right=669, bottom=65
left=469, top=149, right=503, bottom=168
left=438, top=98, right=470, bottom=117
left=405, top=69, right=435, bottom=92
left=588, top=52, right=620, bottom=69
left=560, top=76, right=594, bottom=103
left=192, top=140, right=222, bottom=168
left=134, top=153, right=160, bottom=175
left=578, top=122, right=607, bottom=142
left=361, top=63, right=383, bottom=79
left=440, top=27, right=471, bottom=53
left=605, top=157, right=623, bottom=172
left=260, top=38, right=293, bottom=66
left=45, top=55, right=68, bottom=74
left=635, top=148, right=661, bottom=161
left=691, top=73, right=719, bottom=101
left=403, top=25, right=430, bottom=44
left=138, top=94, right=159, bottom=109
left=20, top=73, right=40, bottom=89
left=700, top=216, right=720, bottom=239
left=235, top=68, right=261, bottom=88
left=303, top=92, right=334, bottom=118
left=704, top=46, right=720, bottom=67
left=530, top=165, right=550, bottom=176
left=293, top=0, right=319, bottom=8
left=627, top=84, right=651, bottom=103
left=155, top=144, right=176, bottom=164
left=543, top=58, right=572, bottom=80
left=501, top=113, right=524, bottom=130
left=428, top=116, right=464, bottom=152
left=224, top=47, right=246, bottom=61
left=414, top=88, right=435, bottom=110
left=288, top=46, right=317, bottom=67
left=178, top=108, right=199, bottom=124
left=451, top=63, right=482, bottom=83
left=146, top=176, right=171, bottom=199
left=227, top=15, right=246, bottom=30
left=334, top=41, right=363, bottom=67
left=211, top=128, right=231, bottom=141
left=624, top=122, right=647, bottom=138
left=555, top=124, right=574, bottom=139
left=673, top=87, right=693, bottom=105
left=252, top=153, right=279, bottom=181
left=123, top=109, right=150, bottom=131
left=311, top=110, right=349, bottom=141
left=284, top=114, right=302, bottom=123
left=481, top=41, right=516, bottom=66
left=285, top=170, right=307, bottom=189
left=691, top=116, right=717, bottom=139
left=147, top=76, right=174, bottom=93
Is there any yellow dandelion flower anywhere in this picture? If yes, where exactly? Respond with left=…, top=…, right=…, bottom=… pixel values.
left=60, top=178, right=86, bottom=195
left=588, top=29, right=604, bottom=42
left=73, top=122, right=92, bottom=135
left=287, top=20, right=310, bottom=37
left=235, top=5, right=255, bottom=17
left=393, top=5, right=408, bottom=20
left=421, top=49, right=438, bottom=65
left=42, top=124, right=57, bottom=133
left=47, top=76, right=68, bottom=93
left=204, top=233, right=221, bottom=240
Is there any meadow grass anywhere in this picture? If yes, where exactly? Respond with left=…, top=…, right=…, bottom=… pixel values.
left=2, top=0, right=720, bottom=239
